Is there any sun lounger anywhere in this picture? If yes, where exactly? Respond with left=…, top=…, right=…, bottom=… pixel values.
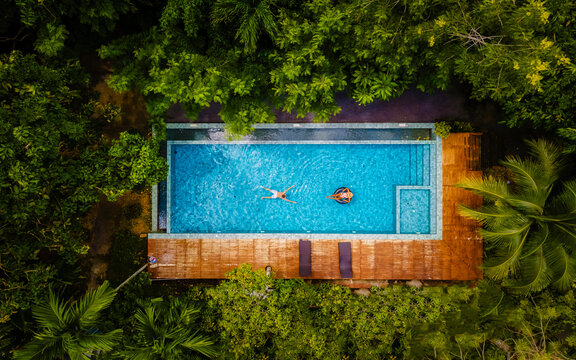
left=338, top=242, right=353, bottom=278
left=299, top=239, right=312, bottom=277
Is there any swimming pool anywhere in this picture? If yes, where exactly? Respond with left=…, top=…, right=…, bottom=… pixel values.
left=152, top=123, right=442, bottom=240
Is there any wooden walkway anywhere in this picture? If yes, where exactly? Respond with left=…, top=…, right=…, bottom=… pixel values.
left=148, top=133, right=483, bottom=281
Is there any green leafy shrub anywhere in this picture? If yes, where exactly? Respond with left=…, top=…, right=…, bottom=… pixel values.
left=452, top=121, right=474, bottom=132
left=206, top=264, right=477, bottom=359
left=434, top=121, right=452, bottom=138
left=34, top=24, right=68, bottom=56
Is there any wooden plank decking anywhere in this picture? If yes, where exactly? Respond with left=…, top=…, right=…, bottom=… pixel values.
left=148, top=133, right=483, bottom=281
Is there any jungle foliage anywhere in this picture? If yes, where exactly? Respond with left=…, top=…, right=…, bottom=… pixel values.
left=98, top=0, right=576, bottom=146
left=458, top=139, right=576, bottom=294
left=0, top=52, right=167, bottom=323
left=2, top=0, right=138, bottom=56
left=13, top=266, right=574, bottom=359
left=118, top=297, right=217, bottom=359
left=12, top=281, right=122, bottom=360
left=133, top=266, right=576, bottom=359
left=4, top=0, right=576, bottom=358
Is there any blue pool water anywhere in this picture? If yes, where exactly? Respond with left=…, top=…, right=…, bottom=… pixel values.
left=169, top=143, right=435, bottom=234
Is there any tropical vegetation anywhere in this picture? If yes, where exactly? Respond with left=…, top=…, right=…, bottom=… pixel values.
left=458, top=139, right=576, bottom=294
left=2, top=0, right=576, bottom=359
left=12, top=282, right=121, bottom=360
left=120, top=297, right=217, bottom=359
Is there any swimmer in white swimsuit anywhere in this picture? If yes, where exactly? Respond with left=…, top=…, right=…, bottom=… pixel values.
left=261, top=185, right=296, bottom=203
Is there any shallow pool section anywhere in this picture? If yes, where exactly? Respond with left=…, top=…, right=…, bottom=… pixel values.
left=153, top=123, right=442, bottom=240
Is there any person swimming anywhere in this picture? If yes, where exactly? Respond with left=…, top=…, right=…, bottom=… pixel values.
left=260, top=185, right=296, bottom=203
left=326, top=187, right=353, bottom=203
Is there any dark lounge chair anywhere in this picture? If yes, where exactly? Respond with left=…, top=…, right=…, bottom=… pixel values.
left=338, top=242, right=353, bottom=278
left=299, top=240, right=312, bottom=277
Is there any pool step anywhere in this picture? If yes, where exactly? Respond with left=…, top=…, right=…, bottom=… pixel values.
left=423, top=145, right=430, bottom=186
left=409, top=145, right=430, bottom=186
left=416, top=146, right=423, bottom=185
left=409, top=145, right=416, bottom=185
left=410, top=144, right=430, bottom=186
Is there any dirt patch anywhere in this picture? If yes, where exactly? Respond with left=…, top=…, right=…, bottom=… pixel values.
left=81, top=54, right=153, bottom=289
left=84, top=191, right=151, bottom=289
left=94, top=81, right=151, bottom=138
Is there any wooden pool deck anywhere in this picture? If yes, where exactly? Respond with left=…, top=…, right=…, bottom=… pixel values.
left=148, top=133, right=483, bottom=281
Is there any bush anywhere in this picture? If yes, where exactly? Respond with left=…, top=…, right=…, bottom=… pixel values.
left=452, top=121, right=474, bottom=132
left=435, top=119, right=475, bottom=139
left=205, top=264, right=477, bottom=359
left=434, top=121, right=452, bottom=139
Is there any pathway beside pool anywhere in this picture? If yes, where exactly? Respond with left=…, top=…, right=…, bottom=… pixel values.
left=148, top=133, right=482, bottom=282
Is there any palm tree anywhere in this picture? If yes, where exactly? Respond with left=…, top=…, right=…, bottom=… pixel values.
left=123, top=298, right=217, bottom=359
left=13, top=281, right=122, bottom=360
left=211, top=0, right=278, bottom=54
left=457, top=139, right=576, bottom=294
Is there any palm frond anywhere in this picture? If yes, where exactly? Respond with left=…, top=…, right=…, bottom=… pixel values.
left=546, top=180, right=576, bottom=216
left=32, top=288, right=68, bottom=332
left=176, top=302, right=200, bottom=325
left=129, top=299, right=217, bottom=359
left=519, top=223, right=549, bottom=259
left=13, top=337, right=59, bottom=360
left=458, top=204, right=519, bottom=225
left=506, top=194, right=545, bottom=215
left=525, top=138, right=564, bottom=178
left=73, top=281, right=116, bottom=329
left=484, top=212, right=531, bottom=232
left=237, top=10, right=260, bottom=52
left=553, top=223, right=576, bottom=250
left=211, top=0, right=277, bottom=53
left=76, top=329, right=123, bottom=352
left=549, top=246, right=576, bottom=291
left=211, top=0, right=244, bottom=24
left=255, top=0, right=278, bottom=39
left=181, top=333, right=218, bottom=358
left=480, top=221, right=531, bottom=244
left=482, top=227, right=530, bottom=280
left=123, top=347, right=155, bottom=360
left=67, top=347, right=90, bottom=360
left=502, top=156, right=557, bottom=198
left=13, top=334, right=64, bottom=360
left=460, top=138, right=573, bottom=295
left=531, top=213, right=576, bottom=223
left=456, top=176, right=511, bottom=203
left=477, top=282, right=506, bottom=318
left=505, top=247, right=552, bottom=295
left=134, top=304, right=160, bottom=341
left=501, top=157, right=544, bottom=192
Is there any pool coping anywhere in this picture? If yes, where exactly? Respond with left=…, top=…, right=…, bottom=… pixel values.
left=151, top=123, right=443, bottom=241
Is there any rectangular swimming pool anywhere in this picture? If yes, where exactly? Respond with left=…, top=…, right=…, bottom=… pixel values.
left=152, top=123, right=442, bottom=240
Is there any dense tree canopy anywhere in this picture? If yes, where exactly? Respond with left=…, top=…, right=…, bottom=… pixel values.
left=2, top=0, right=137, bottom=56
left=98, top=0, right=576, bottom=144
left=0, top=52, right=167, bottom=322
left=201, top=265, right=576, bottom=359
